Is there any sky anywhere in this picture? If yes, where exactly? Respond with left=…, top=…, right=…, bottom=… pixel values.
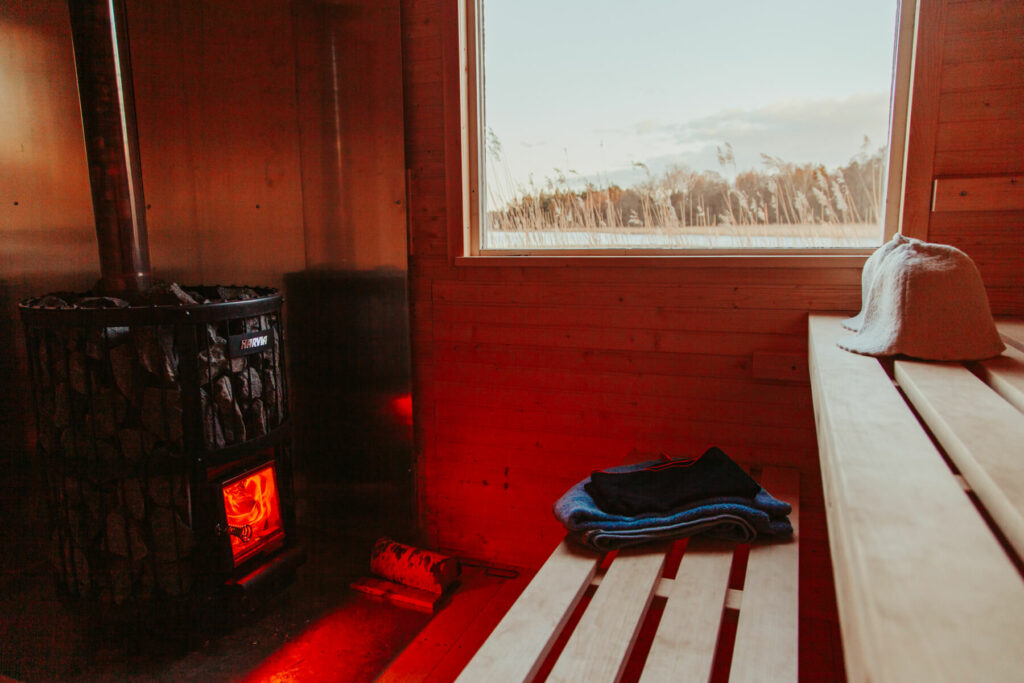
left=482, top=0, right=899, bottom=192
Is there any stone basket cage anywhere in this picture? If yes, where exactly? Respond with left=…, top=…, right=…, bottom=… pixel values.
left=19, top=287, right=293, bottom=606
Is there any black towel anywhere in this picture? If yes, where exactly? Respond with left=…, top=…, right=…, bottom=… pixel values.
left=584, top=447, right=761, bottom=516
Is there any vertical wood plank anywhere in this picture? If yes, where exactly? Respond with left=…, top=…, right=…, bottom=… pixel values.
left=901, top=0, right=947, bottom=239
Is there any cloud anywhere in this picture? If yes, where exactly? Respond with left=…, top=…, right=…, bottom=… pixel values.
left=582, top=93, right=890, bottom=186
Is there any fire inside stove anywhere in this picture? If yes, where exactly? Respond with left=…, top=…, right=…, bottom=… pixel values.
left=222, top=463, right=286, bottom=567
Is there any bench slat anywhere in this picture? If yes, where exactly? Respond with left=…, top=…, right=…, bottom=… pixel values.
left=638, top=538, right=734, bottom=683
left=977, top=338, right=1024, bottom=414
left=809, top=314, right=1024, bottom=683
left=548, top=545, right=668, bottom=683
left=729, top=466, right=799, bottom=683
left=895, top=359, right=1024, bottom=558
left=998, top=319, right=1024, bottom=353
left=454, top=539, right=600, bottom=683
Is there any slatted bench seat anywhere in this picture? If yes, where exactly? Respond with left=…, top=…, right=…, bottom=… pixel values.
left=808, top=314, right=1024, bottom=683
left=456, top=466, right=800, bottom=683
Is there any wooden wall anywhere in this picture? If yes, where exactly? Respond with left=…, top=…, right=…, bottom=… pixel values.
left=0, top=0, right=407, bottom=463
left=904, top=0, right=1024, bottom=311
left=293, top=0, right=407, bottom=271
left=400, top=0, right=1024, bottom=573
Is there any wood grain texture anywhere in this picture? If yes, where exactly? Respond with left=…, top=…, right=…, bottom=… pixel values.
left=398, top=0, right=1024, bottom=583
left=932, top=176, right=1024, bottom=212
left=729, top=466, right=800, bottom=683
left=547, top=545, right=668, bottom=683
left=974, top=343, right=1024, bottom=413
left=999, top=319, right=1024, bottom=352
left=900, top=0, right=947, bottom=240
left=809, top=314, right=1024, bottom=683
left=638, top=539, right=734, bottom=683
left=454, top=540, right=601, bottom=683
left=896, top=358, right=1024, bottom=558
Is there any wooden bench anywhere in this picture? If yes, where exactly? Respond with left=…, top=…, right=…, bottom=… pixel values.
left=456, top=466, right=800, bottom=682
left=808, top=314, right=1024, bottom=683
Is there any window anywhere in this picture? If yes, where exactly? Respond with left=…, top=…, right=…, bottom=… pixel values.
left=462, top=0, right=917, bottom=255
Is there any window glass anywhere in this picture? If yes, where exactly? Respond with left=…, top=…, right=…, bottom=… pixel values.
left=478, top=0, right=901, bottom=251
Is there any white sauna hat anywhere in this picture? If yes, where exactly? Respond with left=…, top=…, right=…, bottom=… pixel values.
left=842, top=233, right=909, bottom=332
left=838, top=237, right=1005, bottom=360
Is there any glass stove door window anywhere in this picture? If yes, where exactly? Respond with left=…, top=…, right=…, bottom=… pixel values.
left=473, top=0, right=906, bottom=252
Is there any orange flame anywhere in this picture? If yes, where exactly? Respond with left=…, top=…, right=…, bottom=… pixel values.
left=222, top=464, right=284, bottom=565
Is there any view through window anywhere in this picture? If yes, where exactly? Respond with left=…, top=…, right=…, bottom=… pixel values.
left=477, top=0, right=902, bottom=251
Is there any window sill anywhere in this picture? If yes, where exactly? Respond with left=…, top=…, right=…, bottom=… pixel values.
left=454, top=250, right=873, bottom=268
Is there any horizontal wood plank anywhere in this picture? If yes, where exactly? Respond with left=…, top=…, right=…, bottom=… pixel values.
left=933, top=147, right=1024, bottom=175
left=809, top=314, right=1024, bottom=683
left=974, top=343, right=1024, bottom=413
left=895, top=359, right=1024, bottom=559
left=935, top=119, right=1024, bottom=152
left=433, top=303, right=810, bottom=335
left=932, top=175, right=1024, bottom=212
left=938, top=87, right=1024, bottom=122
left=942, top=58, right=1024, bottom=92
left=730, top=466, right=800, bottom=683
left=752, top=351, right=810, bottom=383
left=943, top=29, right=1024, bottom=65
left=547, top=545, right=668, bottom=683
left=432, top=281, right=860, bottom=311
left=999, top=319, right=1024, bottom=352
left=455, top=540, right=601, bottom=683
left=639, top=539, right=735, bottom=683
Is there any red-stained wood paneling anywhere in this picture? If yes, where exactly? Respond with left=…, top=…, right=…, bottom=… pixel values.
left=400, top=0, right=1024, bottom=588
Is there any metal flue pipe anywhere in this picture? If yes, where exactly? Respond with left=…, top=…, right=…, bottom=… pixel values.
left=67, top=0, right=152, bottom=294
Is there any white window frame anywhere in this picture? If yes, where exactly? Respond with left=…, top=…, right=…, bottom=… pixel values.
left=459, top=0, right=919, bottom=259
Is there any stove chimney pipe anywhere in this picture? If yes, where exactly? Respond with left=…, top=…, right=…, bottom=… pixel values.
left=67, top=0, right=152, bottom=294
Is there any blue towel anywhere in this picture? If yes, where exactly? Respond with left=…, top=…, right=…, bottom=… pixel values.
left=553, top=460, right=793, bottom=551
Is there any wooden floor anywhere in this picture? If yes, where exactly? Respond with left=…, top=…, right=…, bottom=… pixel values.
left=378, top=564, right=535, bottom=682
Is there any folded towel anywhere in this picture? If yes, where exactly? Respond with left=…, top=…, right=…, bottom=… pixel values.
left=585, top=447, right=761, bottom=516
left=838, top=237, right=1004, bottom=360
left=554, top=460, right=793, bottom=552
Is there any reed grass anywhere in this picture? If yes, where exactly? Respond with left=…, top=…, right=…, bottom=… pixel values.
left=484, top=136, right=887, bottom=249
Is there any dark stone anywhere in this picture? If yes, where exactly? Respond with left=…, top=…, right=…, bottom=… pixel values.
left=92, top=389, right=127, bottom=437
left=30, top=294, right=72, bottom=309
left=236, top=366, right=262, bottom=402
left=141, top=387, right=183, bottom=445
left=110, top=557, right=131, bottom=605
left=119, top=428, right=144, bottom=462
left=198, top=342, right=229, bottom=380
left=147, top=281, right=198, bottom=306
left=77, top=296, right=129, bottom=309
left=147, top=476, right=172, bottom=507
left=106, top=510, right=128, bottom=557
left=123, top=478, right=146, bottom=520
left=85, top=326, right=130, bottom=360
left=134, top=326, right=178, bottom=383
left=53, top=384, right=72, bottom=429
left=68, top=352, right=88, bottom=394
left=245, top=399, right=268, bottom=439
left=108, top=343, right=136, bottom=399
left=216, top=286, right=258, bottom=301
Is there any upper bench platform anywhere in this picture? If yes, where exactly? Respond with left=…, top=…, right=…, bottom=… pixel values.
left=808, top=314, right=1024, bottom=683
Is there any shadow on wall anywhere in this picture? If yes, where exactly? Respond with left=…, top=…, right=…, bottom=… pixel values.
left=285, top=267, right=412, bottom=484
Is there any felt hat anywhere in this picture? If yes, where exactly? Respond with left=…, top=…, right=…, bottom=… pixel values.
left=838, top=237, right=1005, bottom=360
left=842, top=233, right=909, bottom=332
